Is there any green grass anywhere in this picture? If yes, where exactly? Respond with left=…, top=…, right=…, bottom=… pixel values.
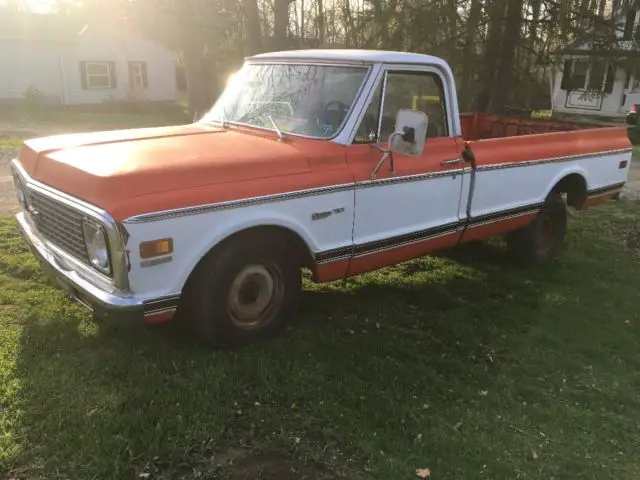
left=0, top=102, right=190, bottom=135
left=1, top=203, right=640, bottom=479
left=0, top=138, right=24, bottom=150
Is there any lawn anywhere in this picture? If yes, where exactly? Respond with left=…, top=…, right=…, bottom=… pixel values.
left=1, top=202, right=640, bottom=479
left=0, top=102, right=190, bottom=139
left=0, top=138, right=23, bottom=150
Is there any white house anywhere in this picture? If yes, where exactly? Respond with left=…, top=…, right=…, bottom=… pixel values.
left=551, top=4, right=640, bottom=118
left=0, top=13, right=178, bottom=105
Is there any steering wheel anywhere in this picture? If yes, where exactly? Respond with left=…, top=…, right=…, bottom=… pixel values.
left=315, top=100, right=350, bottom=135
left=323, top=100, right=350, bottom=116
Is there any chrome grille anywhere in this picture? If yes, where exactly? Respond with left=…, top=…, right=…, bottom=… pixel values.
left=26, top=189, right=90, bottom=263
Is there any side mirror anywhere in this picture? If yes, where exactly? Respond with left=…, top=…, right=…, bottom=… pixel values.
left=370, top=109, right=429, bottom=179
left=389, top=109, right=429, bottom=156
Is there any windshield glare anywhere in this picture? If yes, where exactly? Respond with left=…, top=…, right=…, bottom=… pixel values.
left=202, top=63, right=369, bottom=139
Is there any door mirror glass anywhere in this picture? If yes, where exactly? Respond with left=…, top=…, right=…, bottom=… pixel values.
left=389, top=109, right=429, bottom=156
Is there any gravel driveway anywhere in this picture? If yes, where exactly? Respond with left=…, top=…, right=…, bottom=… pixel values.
left=2, top=145, right=640, bottom=216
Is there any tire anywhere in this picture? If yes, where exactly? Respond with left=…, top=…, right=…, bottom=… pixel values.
left=182, top=233, right=302, bottom=349
left=506, top=192, right=567, bottom=265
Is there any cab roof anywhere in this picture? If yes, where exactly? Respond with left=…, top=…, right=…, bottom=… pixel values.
left=247, top=49, right=450, bottom=69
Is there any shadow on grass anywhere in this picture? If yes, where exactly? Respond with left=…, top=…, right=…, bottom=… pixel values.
left=4, top=216, right=640, bottom=479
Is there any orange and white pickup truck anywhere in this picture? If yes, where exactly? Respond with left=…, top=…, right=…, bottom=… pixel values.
left=11, top=49, right=632, bottom=348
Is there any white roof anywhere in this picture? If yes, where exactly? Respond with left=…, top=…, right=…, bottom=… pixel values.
left=248, top=49, right=449, bottom=68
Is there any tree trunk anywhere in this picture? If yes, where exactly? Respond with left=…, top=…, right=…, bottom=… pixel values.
left=183, top=48, right=210, bottom=120
left=446, top=0, right=457, bottom=41
left=579, top=0, right=592, bottom=29
left=242, top=0, right=263, bottom=55
left=178, top=0, right=209, bottom=120
left=598, top=0, right=607, bottom=17
left=317, top=0, right=325, bottom=46
left=301, top=0, right=305, bottom=38
left=459, top=0, right=482, bottom=110
left=559, top=0, right=570, bottom=37
left=490, top=0, right=523, bottom=113
left=343, top=0, right=354, bottom=46
left=372, top=0, right=387, bottom=47
left=476, top=0, right=506, bottom=112
left=274, top=0, right=293, bottom=49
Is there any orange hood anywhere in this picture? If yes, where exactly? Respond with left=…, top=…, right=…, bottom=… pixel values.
left=18, top=124, right=316, bottom=219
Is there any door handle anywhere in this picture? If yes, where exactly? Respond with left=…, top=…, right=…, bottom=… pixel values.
left=441, top=158, right=462, bottom=166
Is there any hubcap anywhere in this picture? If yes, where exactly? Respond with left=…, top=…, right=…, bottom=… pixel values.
left=228, top=264, right=284, bottom=329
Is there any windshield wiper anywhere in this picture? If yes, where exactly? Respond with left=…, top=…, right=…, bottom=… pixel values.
left=203, top=110, right=227, bottom=128
left=268, top=115, right=284, bottom=141
left=218, top=110, right=227, bottom=128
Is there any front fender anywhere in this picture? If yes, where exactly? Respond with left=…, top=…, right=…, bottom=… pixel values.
left=177, top=209, right=320, bottom=285
left=123, top=206, right=330, bottom=301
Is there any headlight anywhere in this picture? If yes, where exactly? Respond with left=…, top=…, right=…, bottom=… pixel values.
left=12, top=174, right=27, bottom=209
left=82, top=221, right=111, bottom=274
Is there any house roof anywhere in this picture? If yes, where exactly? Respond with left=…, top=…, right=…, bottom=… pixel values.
left=556, top=41, right=640, bottom=57
left=552, top=4, right=640, bottom=56
left=0, top=12, right=86, bottom=42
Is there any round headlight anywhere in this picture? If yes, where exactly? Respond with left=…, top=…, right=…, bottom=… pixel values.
left=82, top=221, right=111, bottom=273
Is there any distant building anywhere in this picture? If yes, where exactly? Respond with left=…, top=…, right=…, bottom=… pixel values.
left=0, top=13, right=178, bottom=105
left=551, top=4, right=640, bottom=118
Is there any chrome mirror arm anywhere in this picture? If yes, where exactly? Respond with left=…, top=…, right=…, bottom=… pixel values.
left=372, top=151, right=390, bottom=179
left=371, top=132, right=403, bottom=179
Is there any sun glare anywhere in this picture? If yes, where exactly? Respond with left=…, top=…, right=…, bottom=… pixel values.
left=26, top=0, right=56, bottom=13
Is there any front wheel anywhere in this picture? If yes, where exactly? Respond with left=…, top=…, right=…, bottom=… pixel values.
left=182, top=233, right=302, bottom=349
left=506, top=192, right=567, bottom=265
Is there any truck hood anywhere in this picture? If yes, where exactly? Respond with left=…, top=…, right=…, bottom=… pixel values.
left=18, top=124, right=315, bottom=219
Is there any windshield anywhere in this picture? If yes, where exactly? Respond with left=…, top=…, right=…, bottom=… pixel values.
left=201, top=63, right=369, bottom=139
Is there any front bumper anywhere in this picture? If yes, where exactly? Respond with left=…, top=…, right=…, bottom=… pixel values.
left=16, top=211, right=146, bottom=325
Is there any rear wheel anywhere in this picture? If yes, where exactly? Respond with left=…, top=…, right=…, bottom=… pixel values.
left=506, top=192, right=567, bottom=265
left=182, top=233, right=302, bottom=349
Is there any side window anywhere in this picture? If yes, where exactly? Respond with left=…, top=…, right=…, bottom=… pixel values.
left=380, top=71, right=448, bottom=140
left=354, top=70, right=448, bottom=144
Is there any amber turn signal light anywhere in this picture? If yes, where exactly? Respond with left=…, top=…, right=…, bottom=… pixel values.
left=139, top=238, right=174, bottom=259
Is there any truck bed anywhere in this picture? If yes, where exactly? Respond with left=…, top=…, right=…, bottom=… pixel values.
left=459, top=112, right=613, bottom=141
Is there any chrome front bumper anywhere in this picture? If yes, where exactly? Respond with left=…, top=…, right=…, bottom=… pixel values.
left=16, top=211, right=146, bottom=325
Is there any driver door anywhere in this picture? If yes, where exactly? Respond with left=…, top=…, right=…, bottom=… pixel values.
left=345, top=66, right=465, bottom=275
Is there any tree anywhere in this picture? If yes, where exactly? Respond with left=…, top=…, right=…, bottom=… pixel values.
left=48, top=0, right=630, bottom=116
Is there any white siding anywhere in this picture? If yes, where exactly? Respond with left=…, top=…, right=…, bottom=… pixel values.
left=552, top=61, right=628, bottom=118
left=63, top=28, right=177, bottom=105
left=0, top=27, right=177, bottom=106
left=0, top=40, right=65, bottom=103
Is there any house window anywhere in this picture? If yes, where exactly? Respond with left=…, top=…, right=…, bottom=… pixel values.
left=80, top=61, right=116, bottom=90
left=588, top=61, right=605, bottom=90
left=572, top=61, right=589, bottom=90
left=560, top=59, right=613, bottom=93
left=129, top=61, right=148, bottom=89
